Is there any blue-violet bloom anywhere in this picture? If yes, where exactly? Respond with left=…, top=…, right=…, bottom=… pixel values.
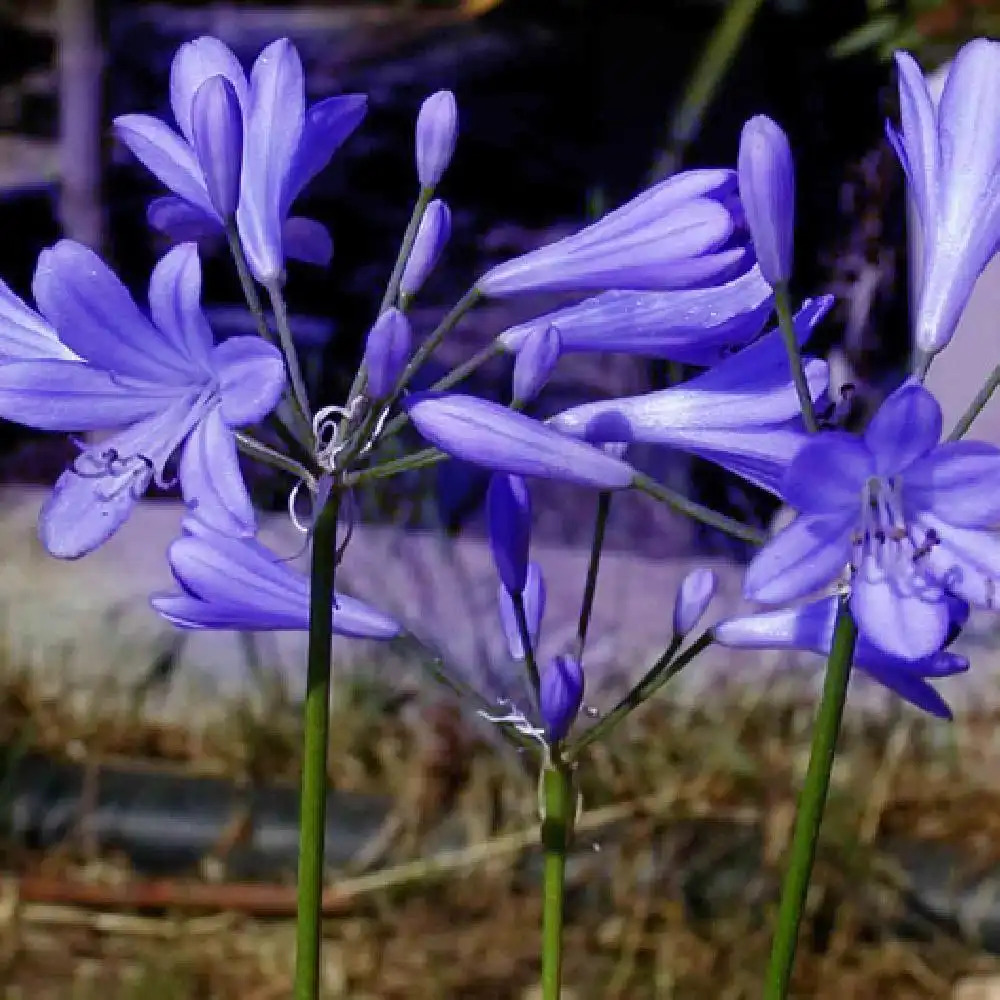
left=0, top=241, right=285, bottom=557
left=744, top=379, right=1000, bottom=660
left=539, top=654, right=585, bottom=743
left=737, top=115, right=795, bottom=286
left=363, top=308, right=412, bottom=398
left=889, top=38, right=1000, bottom=354
left=415, top=90, right=458, bottom=188
left=488, top=473, right=532, bottom=595
left=498, top=561, right=546, bottom=660
left=114, top=36, right=367, bottom=283
left=715, top=594, right=970, bottom=719
left=512, top=324, right=561, bottom=405
left=399, top=199, right=451, bottom=300
left=673, top=568, right=718, bottom=638
left=153, top=519, right=401, bottom=638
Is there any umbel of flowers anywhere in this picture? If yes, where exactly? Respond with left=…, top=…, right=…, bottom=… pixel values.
left=0, top=31, right=997, bottom=1000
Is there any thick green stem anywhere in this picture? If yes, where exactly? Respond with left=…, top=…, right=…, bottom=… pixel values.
left=763, top=602, right=857, bottom=1000
left=267, top=281, right=314, bottom=428
left=294, top=493, right=342, bottom=1000
left=948, top=361, right=1000, bottom=441
left=575, top=492, right=612, bottom=661
left=774, top=283, right=817, bottom=434
left=541, top=762, right=573, bottom=1000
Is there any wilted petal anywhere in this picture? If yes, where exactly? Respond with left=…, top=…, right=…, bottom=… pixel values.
left=363, top=308, right=412, bottom=399
left=191, top=75, right=243, bottom=219
left=0, top=278, right=76, bottom=361
left=673, top=567, right=717, bottom=637
left=488, top=473, right=531, bottom=595
left=744, top=512, right=854, bottom=604
left=499, top=561, right=545, bottom=659
left=406, top=393, right=635, bottom=488
left=906, top=440, right=1000, bottom=527
left=211, top=335, right=287, bottom=427
left=169, top=36, right=249, bottom=144
left=512, top=324, right=560, bottom=405
left=497, top=267, right=773, bottom=363
left=399, top=199, right=451, bottom=299
left=864, top=379, right=941, bottom=475
left=113, top=114, right=216, bottom=218
left=737, top=115, right=795, bottom=285
left=539, top=654, right=584, bottom=742
left=282, top=217, right=333, bottom=266
left=415, top=89, right=458, bottom=188
left=783, top=432, right=874, bottom=515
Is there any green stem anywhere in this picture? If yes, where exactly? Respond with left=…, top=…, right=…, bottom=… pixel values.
left=541, top=762, right=573, bottom=1000
left=632, top=472, right=766, bottom=546
left=948, top=360, right=1000, bottom=441
left=225, top=225, right=273, bottom=344
left=774, top=283, right=818, bottom=434
left=266, top=281, right=314, bottom=427
left=575, top=492, right=612, bottom=660
left=763, top=601, right=857, bottom=1000
left=294, top=493, right=342, bottom=1000
left=346, top=445, right=445, bottom=485
left=234, top=430, right=316, bottom=488
left=571, top=631, right=709, bottom=755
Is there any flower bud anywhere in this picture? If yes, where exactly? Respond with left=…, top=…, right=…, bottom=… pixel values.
left=399, top=200, right=451, bottom=299
left=539, top=654, right=584, bottom=743
left=499, top=561, right=545, bottom=660
left=672, top=567, right=718, bottom=638
left=415, top=90, right=458, bottom=188
left=487, top=473, right=531, bottom=594
left=512, top=324, right=561, bottom=405
left=737, top=115, right=794, bottom=286
left=191, top=75, right=243, bottom=219
left=363, top=308, right=412, bottom=398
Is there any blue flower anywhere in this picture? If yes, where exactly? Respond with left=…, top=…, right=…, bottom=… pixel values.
left=114, top=36, right=367, bottom=283
left=745, top=379, right=1000, bottom=660
left=714, top=594, right=970, bottom=719
left=152, top=519, right=401, bottom=638
left=673, top=568, right=717, bottom=638
left=539, top=654, right=584, bottom=743
left=888, top=39, right=1000, bottom=354
left=498, top=561, right=546, bottom=661
left=415, top=90, right=458, bottom=189
left=547, top=297, right=832, bottom=494
left=488, top=473, right=532, bottom=596
left=0, top=241, right=285, bottom=558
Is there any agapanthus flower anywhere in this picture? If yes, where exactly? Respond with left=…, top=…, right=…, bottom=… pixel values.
left=673, top=568, right=718, bottom=638
left=498, top=561, right=546, bottom=660
left=152, top=519, right=401, bottom=638
left=497, top=266, right=773, bottom=364
left=488, top=473, right=532, bottom=595
left=363, top=308, right=411, bottom=398
left=405, top=393, right=635, bottom=488
left=399, top=199, right=451, bottom=300
left=714, top=594, right=970, bottom=719
left=737, top=115, right=795, bottom=286
left=745, top=379, right=1000, bottom=660
left=888, top=38, right=1000, bottom=354
left=477, top=169, right=750, bottom=296
left=114, top=35, right=367, bottom=283
left=548, top=296, right=832, bottom=494
left=415, top=90, right=458, bottom=188
left=0, top=241, right=285, bottom=557
left=511, top=324, right=561, bottom=405
left=539, top=654, right=584, bottom=743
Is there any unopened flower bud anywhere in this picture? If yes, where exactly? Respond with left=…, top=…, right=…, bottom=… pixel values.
left=539, top=654, right=584, bottom=742
left=191, top=75, right=243, bottom=219
left=672, top=567, right=718, bottom=638
left=399, top=199, right=451, bottom=299
left=415, top=90, right=458, bottom=188
left=498, top=561, right=545, bottom=660
left=512, top=324, right=561, bottom=405
left=487, top=473, right=531, bottom=594
left=363, top=308, right=412, bottom=398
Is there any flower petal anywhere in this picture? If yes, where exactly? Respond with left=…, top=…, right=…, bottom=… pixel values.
left=169, top=35, right=249, bottom=144
left=33, top=240, right=198, bottom=384
left=282, top=217, right=333, bottom=266
left=147, top=196, right=222, bottom=243
left=498, top=561, right=545, bottom=659
left=914, top=511, right=1000, bottom=608
left=191, top=75, right=244, bottom=219
left=488, top=473, right=532, bottom=595
left=744, top=512, right=854, bottom=604
left=783, top=432, right=874, bottom=515
left=415, top=90, right=458, bottom=189
left=178, top=407, right=255, bottom=537
left=147, top=242, right=215, bottom=371
left=539, top=654, right=584, bottom=742
left=211, top=335, right=286, bottom=427
left=0, top=279, right=76, bottom=361
left=406, top=393, right=635, bottom=489
left=858, top=661, right=954, bottom=719
left=906, top=440, right=1000, bottom=527
left=112, top=114, right=215, bottom=217
left=673, top=567, right=717, bottom=637
left=399, top=199, right=451, bottom=299
left=864, top=379, right=941, bottom=475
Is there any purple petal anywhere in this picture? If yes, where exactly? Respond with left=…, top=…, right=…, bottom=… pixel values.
left=737, top=115, right=795, bottom=285
left=487, top=473, right=532, bottom=595
left=860, top=662, right=954, bottom=719
left=744, top=512, right=854, bottom=604
left=498, top=561, right=545, bottom=659
left=283, top=94, right=367, bottom=207
left=169, top=36, right=249, bottom=144
left=282, top=217, right=333, bottom=266
left=399, top=199, right=451, bottom=299
left=864, top=379, right=941, bottom=475
left=906, top=440, right=1000, bottom=527
left=0, top=359, right=177, bottom=430
left=0, top=278, right=76, bottom=361
left=914, top=512, right=1000, bottom=608
left=236, top=39, right=305, bottom=284
left=673, top=567, right=717, bottom=637
left=33, top=240, right=198, bottom=384
left=512, top=324, right=560, bottom=405
left=147, top=197, right=222, bottom=243
left=211, top=335, right=286, bottom=427
left=147, top=242, right=215, bottom=370
left=112, top=114, right=215, bottom=217
left=152, top=592, right=306, bottom=631
left=783, top=432, right=874, bottom=515
left=406, top=393, right=635, bottom=489
left=363, top=308, right=411, bottom=399
left=179, top=407, right=255, bottom=537
left=851, top=552, right=949, bottom=660
left=497, top=266, right=774, bottom=363
left=415, top=90, right=458, bottom=188
left=539, top=654, right=584, bottom=742
left=191, top=75, right=243, bottom=219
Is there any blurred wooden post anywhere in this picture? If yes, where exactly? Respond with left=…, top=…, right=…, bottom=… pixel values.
left=57, top=0, right=104, bottom=249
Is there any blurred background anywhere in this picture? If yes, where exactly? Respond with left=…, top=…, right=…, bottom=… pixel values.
left=0, top=0, right=999, bottom=996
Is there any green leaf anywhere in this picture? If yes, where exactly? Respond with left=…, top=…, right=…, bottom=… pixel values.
left=830, top=14, right=900, bottom=59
